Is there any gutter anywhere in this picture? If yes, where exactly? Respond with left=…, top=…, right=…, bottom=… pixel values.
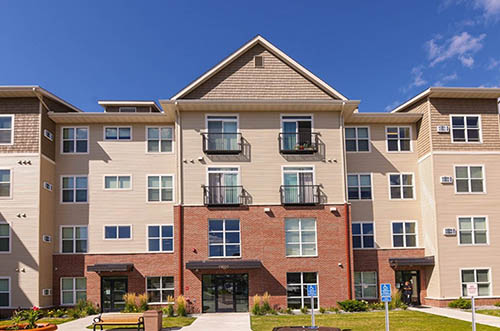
left=175, top=101, right=185, bottom=295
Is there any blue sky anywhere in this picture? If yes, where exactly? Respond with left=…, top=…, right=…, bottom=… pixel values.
left=1, top=0, right=500, bottom=113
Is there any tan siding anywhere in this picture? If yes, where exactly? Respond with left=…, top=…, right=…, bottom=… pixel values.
left=0, top=98, right=40, bottom=154
left=184, top=44, right=335, bottom=100
left=40, top=105, right=56, bottom=161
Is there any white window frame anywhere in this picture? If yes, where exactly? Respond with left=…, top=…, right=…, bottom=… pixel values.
left=281, top=165, right=316, bottom=185
left=352, top=221, right=375, bottom=249
left=0, top=168, right=12, bottom=200
left=206, top=166, right=241, bottom=186
left=345, top=126, right=371, bottom=153
left=60, top=175, right=88, bottom=204
left=280, top=114, right=314, bottom=133
left=146, top=126, right=174, bottom=154
left=388, top=173, right=415, bottom=200
left=103, top=175, right=132, bottom=190
left=103, top=225, right=133, bottom=240
left=0, top=223, right=11, bottom=254
left=460, top=268, right=492, bottom=298
left=286, top=272, right=319, bottom=309
left=147, top=224, right=174, bottom=253
left=450, top=115, right=482, bottom=143
left=60, top=126, right=89, bottom=154
left=457, top=216, right=489, bottom=246
left=454, top=165, right=486, bottom=194
left=119, top=107, right=137, bottom=112
left=208, top=219, right=241, bottom=258
left=0, top=115, right=14, bottom=145
left=385, top=126, right=412, bottom=152
left=103, top=126, right=132, bottom=141
left=60, top=277, right=86, bottom=306
left=146, top=174, right=175, bottom=203
left=146, top=276, right=174, bottom=304
left=60, top=225, right=88, bottom=254
left=205, top=114, right=240, bottom=133
left=354, top=271, right=378, bottom=299
left=347, top=173, right=372, bottom=201
left=0, top=277, right=11, bottom=308
left=391, top=221, right=418, bottom=248
left=285, top=218, right=318, bottom=257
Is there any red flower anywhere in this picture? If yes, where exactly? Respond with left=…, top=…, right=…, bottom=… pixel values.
left=32, top=306, right=39, bottom=311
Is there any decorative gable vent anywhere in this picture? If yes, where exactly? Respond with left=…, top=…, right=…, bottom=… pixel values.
left=254, top=55, right=264, bottom=68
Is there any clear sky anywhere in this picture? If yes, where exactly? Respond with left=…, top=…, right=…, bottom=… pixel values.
left=1, top=0, right=499, bottom=112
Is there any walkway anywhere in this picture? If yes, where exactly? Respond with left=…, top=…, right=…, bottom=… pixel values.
left=409, top=306, right=500, bottom=328
left=56, top=314, right=98, bottom=331
left=181, top=312, right=251, bottom=331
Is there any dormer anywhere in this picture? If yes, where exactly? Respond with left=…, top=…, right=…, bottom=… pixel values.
left=98, top=101, right=162, bottom=113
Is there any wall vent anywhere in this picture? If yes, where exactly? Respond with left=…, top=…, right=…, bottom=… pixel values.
left=42, top=288, right=52, bottom=296
left=443, top=227, right=457, bottom=236
left=436, top=125, right=450, bottom=133
left=43, top=182, right=53, bottom=191
left=42, top=235, right=52, bottom=243
left=43, top=129, right=54, bottom=141
left=254, top=56, right=264, bottom=68
left=440, top=176, right=453, bottom=184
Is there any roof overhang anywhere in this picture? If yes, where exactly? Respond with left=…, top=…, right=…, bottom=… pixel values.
left=48, top=112, right=174, bottom=124
left=345, top=112, right=423, bottom=124
left=186, top=259, right=262, bottom=271
left=389, top=256, right=435, bottom=268
left=87, top=263, right=134, bottom=273
left=98, top=100, right=162, bottom=113
left=0, top=85, right=82, bottom=112
left=392, top=87, right=500, bottom=113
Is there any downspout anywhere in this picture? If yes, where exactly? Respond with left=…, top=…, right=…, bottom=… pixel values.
left=175, top=102, right=185, bottom=295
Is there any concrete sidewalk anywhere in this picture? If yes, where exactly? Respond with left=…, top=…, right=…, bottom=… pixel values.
left=409, top=306, right=500, bottom=328
left=56, top=314, right=98, bottom=331
left=181, top=313, right=251, bottom=331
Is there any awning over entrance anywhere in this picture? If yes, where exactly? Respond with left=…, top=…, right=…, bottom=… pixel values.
left=389, top=256, right=435, bottom=268
left=186, top=259, right=262, bottom=270
left=87, top=263, right=134, bottom=273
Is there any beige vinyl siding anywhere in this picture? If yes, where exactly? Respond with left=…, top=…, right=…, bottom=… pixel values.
left=180, top=111, right=345, bottom=205
left=40, top=104, right=56, bottom=162
left=54, top=123, right=176, bottom=254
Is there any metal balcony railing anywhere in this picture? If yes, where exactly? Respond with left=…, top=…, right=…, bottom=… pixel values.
left=203, top=185, right=244, bottom=206
left=280, top=185, right=321, bottom=205
left=202, top=133, right=243, bottom=154
left=279, top=132, right=319, bottom=154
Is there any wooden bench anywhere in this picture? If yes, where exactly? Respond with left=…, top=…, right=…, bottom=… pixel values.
left=92, top=313, right=144, bottom=331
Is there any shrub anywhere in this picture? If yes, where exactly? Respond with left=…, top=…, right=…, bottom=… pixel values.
left=66, top=308, right=83, bottom=319
left=368, top=302, right=385, bottom=310
left=495, top=301, right=500, bottom=307
left=319, top=307, right=326, bottom=314
left=261, top=292, right=272, bottom=314
left=163, top=304, right=174, bottom=317
left=251, top=294, right=262, bottom=315
left=327, top=306, right=340, bottom=313
left=138, top=293, right=149, bottom=312
left=123, top=293, right=139, bottom=313
left=389, top=291, right=405, bottom=310
left=75, top=299, right=98, bottom=316
left=176, top=295, right=187, bottom=317
left=337, top=300, right=368, bottom=312
left=10, top=310, right=24, bottom=328
left=448, top=297, right=472, bottom=309
left=300, top=306, right=309, bottom=314
left=53, top=308, right=66, bottom=318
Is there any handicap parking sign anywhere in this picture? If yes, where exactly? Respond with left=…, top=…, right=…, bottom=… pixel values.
left=380, top=283, right=392, bottom=302
left=307, top=284, right=317, bottom=297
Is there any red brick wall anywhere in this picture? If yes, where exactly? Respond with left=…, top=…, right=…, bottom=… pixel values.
left=180, top=204, right=351, bottom=312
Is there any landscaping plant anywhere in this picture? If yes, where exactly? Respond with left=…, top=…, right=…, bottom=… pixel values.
left=22, top=306, right=42, bottom=329
left=176, top=295, right=187, bottom=317
left=300, top=306, right=309, bottom=314
left=261, top=292, right=272, bottom=314
left=163, top=296, right=175, bottom=317
left=138, top=293, right=149, bottom=312
left=251, top=294, right=262, bottom=315
left=448, top=297, right=472, bottom=309
left=319, top=307, right=326, bottom=314
left=123, top=293, right=139, bottom=312
left=337, top=299, right=369, bottom=312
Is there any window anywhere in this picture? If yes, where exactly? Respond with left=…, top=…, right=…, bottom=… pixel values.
left=62, top=127, right=88, bottom=153
left=0, top=278, right=10, bottom=307
left=146, top=276, right=174, bottom=304
left=386, top=126, right=411, bottom=152
left=119, top=107, right=136, bottom=113
left=389, top=174, right=414, bottom=199
left=207, top=167, right=240, bottom=204
left=0, top=115, right=13, bottom=145
left=286, top=272, right=318, bottom=309
left=282, top=166, right=316, bottom=204
left=61, top=176, right=88, bottom=203
left=352, top=222, right=374, bottom=249
left=208, top=219, right=240, bottom=257
left=347, top=174, right=372, bottom=200
left=0, top=224, right=10, bottom=253
left=147, top=127, right=173, bottom=153
left=61, top=277, right=86, bottom=305
left=392, top=221, right=417, bottom=248
left=104, top=225, right=131, bottom=239
left=147, top=175, right=174, bottom=202
left=61, top=226, right=88, bottom=253
left=281, top=115, right=313, bottom=151
left=104, top=127, right=131, bottom=140
left=461, top=269, right=490, bottom=297
left=285, top=218, right=317, bottom=257
left=206, top=116, right=238, bottom=152
left=104, top=176, right=131, bottom=190
left=451, top=115, right=480, bottom=142
left=455, top=166, right=484, bottom=193
left=355, top=271, right=377, bottom=299
left=345, top=127, right=369, bottom=152
left=458, top=217, right=488, bottom=245
left=148, top=225, right=173, bottom=252
left=0, top=169, right=11, bottom=198
left=254, top=55, right=264, bottom=68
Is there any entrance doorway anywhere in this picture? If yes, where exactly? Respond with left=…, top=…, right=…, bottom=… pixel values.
left=101, top=277, right=128, bottom=312
left=395, top=270, right=420, bottom=305
left=202, top=274, right=248, bottom=313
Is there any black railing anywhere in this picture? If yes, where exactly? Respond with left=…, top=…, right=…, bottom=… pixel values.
left=280, top=185, right=320, bottom=205
left=203, top=186, right=244, bottom=206
left=279, top=132, right=319, bottom=154
left=202, top=133, right=243, bottom=154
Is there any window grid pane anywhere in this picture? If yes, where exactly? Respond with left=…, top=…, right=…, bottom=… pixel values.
left=286, top=218, right=317, bottom=256
left=455, top=166, right=484, bottom=193
left=348, top=174, right=372, bottom=200
left=452, top=116, right=480, bottom=142
left=147, top=276, right=175, bottom=303
left=392, top=222, right=417, bottom=248
left=461, top=269, right=490, bottom=297
left=386, top=127, right=411, bottom=152
left=352, top=222, right=374, bottom=249
left=208, top=219, right=240, bottom=258
left=286, top=272, right=318, bottom=309
left=147, top=225, right=174, bottom=252
left=354, top=271, right=378, bottom=299
left=148, top=127, right=173, bottom=153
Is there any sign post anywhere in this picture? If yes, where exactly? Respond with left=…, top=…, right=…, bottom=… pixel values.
left=467, top=283, right=478, bottom=331
left=380, top=283, right=392, bottom=331
left=307, top=284, right=317, bottom=329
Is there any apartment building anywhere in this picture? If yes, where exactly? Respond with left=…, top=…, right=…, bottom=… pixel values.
left=1, top=36, right=500, bottom=314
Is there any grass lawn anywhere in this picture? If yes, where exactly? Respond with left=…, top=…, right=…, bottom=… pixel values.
left=85, top=316, right=196, bottom=329
left=251, top=310, right=500, bottom=331
left=477, top=309, right=500, bottom=317
left=0, top=317, right=74, bottom=326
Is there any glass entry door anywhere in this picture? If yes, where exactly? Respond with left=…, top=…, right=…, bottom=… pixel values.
left=101, top=277, right=128, bottom=312
left=202, top=274, right=248, bottom=313
left=395, top=270, right=420, bottom=305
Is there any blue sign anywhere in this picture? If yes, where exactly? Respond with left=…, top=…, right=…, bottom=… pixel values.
left=307, top=284, right=317, bottom=297
left=380, top=283, right=392, bottom=302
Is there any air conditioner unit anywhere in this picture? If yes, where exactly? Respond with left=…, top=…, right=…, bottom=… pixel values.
left=443, top=227, right=457, bottom=236
left=42, top=235, right=52, bottom=243
left=43, top=129, right=54, bottom=141
left=437, top=125, right=450, bottom=133
left=43, top=182, right=53, bottom=191
left=42, top=288, right=52, bottom=296
left=440, top=176, right=453, bottom=184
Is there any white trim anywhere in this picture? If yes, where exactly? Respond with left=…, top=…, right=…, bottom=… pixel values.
left=345, top=126, right=371, bottom=153
left=453, top=164, right=486, bottom=194
left=286, top=271, right=320, bottom=309
left=0, top=276, right=11, bottom=308
left=208, top=219, right=241, bottom=258
left=60, top=175, right=89, bottom=204
left=0, top=168, right=13, bottom=200
left=204, top=113, right=240, bottom=133
left=0, top=222, right=12, bottom=254
left=145, top=126, right=174, bottom=154
left=103, top=126, right=133, bottom=141
left=0, top=114, right=14, bottom=145
left=281, top=165, right=316, bottom=185
left=41, top=153, right=56, bottom=165
left=206, top=165, right=241, bottom=187
left=146, top=224, right=174, bottom=253
left=449, top=114, right=482, bottom=143
left=60, top=225, right=88, bottom=254
left=385, top=125, right=413, bottom=153
left=285, top=218, right=318, bottom=257
left=391, top=220, right=418, bottom=248
left=103, top=175, right=132, bottom=190
left=346, top=173, right=373, bottom=201
left=456, top=216, right=489, bottom=246
left=459, top=267, right=492, bottom=298
left=145, top=276, right=175, bottom=304
left=387, top=172, right=416, bottom=200
left=417, top=152, right=432, bottom=163
left=60, top=277, right=87, bottom=306
left=146, top=174, right=175, bottom=203
left=60, top=126, right=89, bottom=155
left=103, top=224, right=133, bottom=240
left=352, top=221, right=375, bottom=249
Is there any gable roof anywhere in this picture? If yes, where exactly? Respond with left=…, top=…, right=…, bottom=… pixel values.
left=0, top=85, right=82, bottom=112
left=171, top=35, right=348, bottom=101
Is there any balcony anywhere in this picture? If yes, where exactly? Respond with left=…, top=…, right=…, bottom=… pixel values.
left=280, top=185, right=321, bottom=205
left=202, top=133, right=243, bottom=154
left=279, top=133, right=319, bottom=154
left=203, top=185, right=245, bottom=206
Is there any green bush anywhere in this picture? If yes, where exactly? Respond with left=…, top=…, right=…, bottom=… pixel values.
left=337, top=300, right=368, bottom=312
left=368, top=302, right=385, bottom=310
left=261, top=292, right=272, bottom=314
left=163, top=304, right=175, bottom=317
left=66, top=308, right=83, bottom=319
left=448, top=297, right=471, bottom=309
left=123, top=293, right=139, bottom=313
left=75, top=299, right=98, bottom=316
left=319, top=307, right=326, bottom=314
left=138, top=293, right=149, bottom=312
left=389, top=291, right=403, bottom=309
left=176, top=295, right=187, bottom=317
left=327, top=306, right=340, bottom=313
left=300, top=306, right=309, bottom=314
left=495, top=301, right=500, bottom=307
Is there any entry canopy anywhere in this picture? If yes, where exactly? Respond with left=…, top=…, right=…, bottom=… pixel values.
left=186, top=259, right=262, bottom=270
left=389, top=256, right=435, bottom=268
left=87, top=263, right=134, bottom=273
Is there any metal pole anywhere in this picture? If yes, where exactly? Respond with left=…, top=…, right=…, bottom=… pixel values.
left=471, top=296, right=476, bottom=331
left=311, top=296, right=315, bottom=327
left=384, top=301, right=389, bottom=331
